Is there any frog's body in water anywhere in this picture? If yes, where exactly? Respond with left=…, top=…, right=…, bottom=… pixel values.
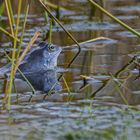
left=0, top=42, right=62, bottom=93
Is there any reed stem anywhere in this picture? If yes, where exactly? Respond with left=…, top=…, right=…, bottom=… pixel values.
left=38, top=0, right=81, bottom=68
left=4, top=0, right=14, bottom=35
left=7, top=0, right=22, bottom=110
left=16, top=4, right=29, bottom=61
left=7, top=0, right=15, bottom=26
left=88, top=0, right=140, bottom=38
left=14, top=32, right=41, bottom=75
left=4, top=52, right=36, bottom=94
left=0, top=27, right=20, bottom=42
left=49, top=19, right=52, bottom=44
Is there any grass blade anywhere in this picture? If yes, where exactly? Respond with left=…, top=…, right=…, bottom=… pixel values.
left=16, top=4, right=29, bottom=61
left=38, top=0, right=81, bottom=68
left=7, top=0, right=22, bottom=110
left=0, top=27, right=20, bottom=42
left=14, top=31, right=41, bottom=75
left=0, top=1, right=5, bottom=16
left=88, top=0, right=140, bottom=38
left=4, top=0, right=14, bottom=35
left=7, top=0, right=15, bottom=26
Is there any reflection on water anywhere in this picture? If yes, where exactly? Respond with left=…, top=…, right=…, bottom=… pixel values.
left=16, top=70, right=62, bottom=93
left=1, top=0, right=140, bottom=139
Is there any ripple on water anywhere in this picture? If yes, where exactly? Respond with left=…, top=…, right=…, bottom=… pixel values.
left=1, top=0, right=140, bottom=139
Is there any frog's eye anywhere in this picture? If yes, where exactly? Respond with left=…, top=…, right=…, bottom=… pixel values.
left=48, top=44, right=55, bottom=52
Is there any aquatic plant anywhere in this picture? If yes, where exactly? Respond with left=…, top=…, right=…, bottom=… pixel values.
left=88, top=0, right=140, bottom=38
left=0, top=0, right=39, bottom=109
left=4, top=0, right=22, bottom=109
left=38, top=0, right=81, bottom=69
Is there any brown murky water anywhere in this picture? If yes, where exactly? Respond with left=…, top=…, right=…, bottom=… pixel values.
left=0, top=0, right=140, bottom=139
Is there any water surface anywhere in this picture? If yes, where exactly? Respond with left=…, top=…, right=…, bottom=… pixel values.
left=0, top=0, right=140, bottom=139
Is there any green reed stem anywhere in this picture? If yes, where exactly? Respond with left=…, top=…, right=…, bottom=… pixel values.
left=7, top=0, right=15, bottom=26
left=110, top=73, right=131, bottom=105
left=62, top=76, right=71, bottom=94
left=7, top=0, right=22, bottom=110
left=44, top=1, right=66, bottom=10
left=115, top=56, right=136, bottom=78
left=113, top=80, right=129, bottom=105
left=16, top=4, right=29, bottom=61
left=14, top=32, right=40, bottom=75
left=88, top=0, right=140, bottom=38
left=44, top=0, right=49, bottom=23
left=13, top=79, right=17, bottom=93
left=0, top=2, right=5, bottom=16
left=43, top=82, right=58, bottom=100
left=4, top=0, right=14, bottom=35
left=90, top=57, right=136, bottom=98
left=38, top=0, right=81, bottom=68
left=62, top=76, right=72, bottom=101
left=0, top=27, right=19, bottom=42
left=49, top=19, right=52, bottom=43
left=4, top=52, right=36, bottom=94
left=44, top=11, right=48, bottom=23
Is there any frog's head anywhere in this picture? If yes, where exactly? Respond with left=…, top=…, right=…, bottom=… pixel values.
left=39, top=42, right=62, bottom=69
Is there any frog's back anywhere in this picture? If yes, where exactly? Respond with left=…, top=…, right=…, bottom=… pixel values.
left=19, top=47, right=44, bottom=73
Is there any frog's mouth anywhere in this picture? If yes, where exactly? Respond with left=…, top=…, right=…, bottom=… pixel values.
left=52, top=47, right=62, bottom=65
left=44, top=47, right=62, bottom=70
